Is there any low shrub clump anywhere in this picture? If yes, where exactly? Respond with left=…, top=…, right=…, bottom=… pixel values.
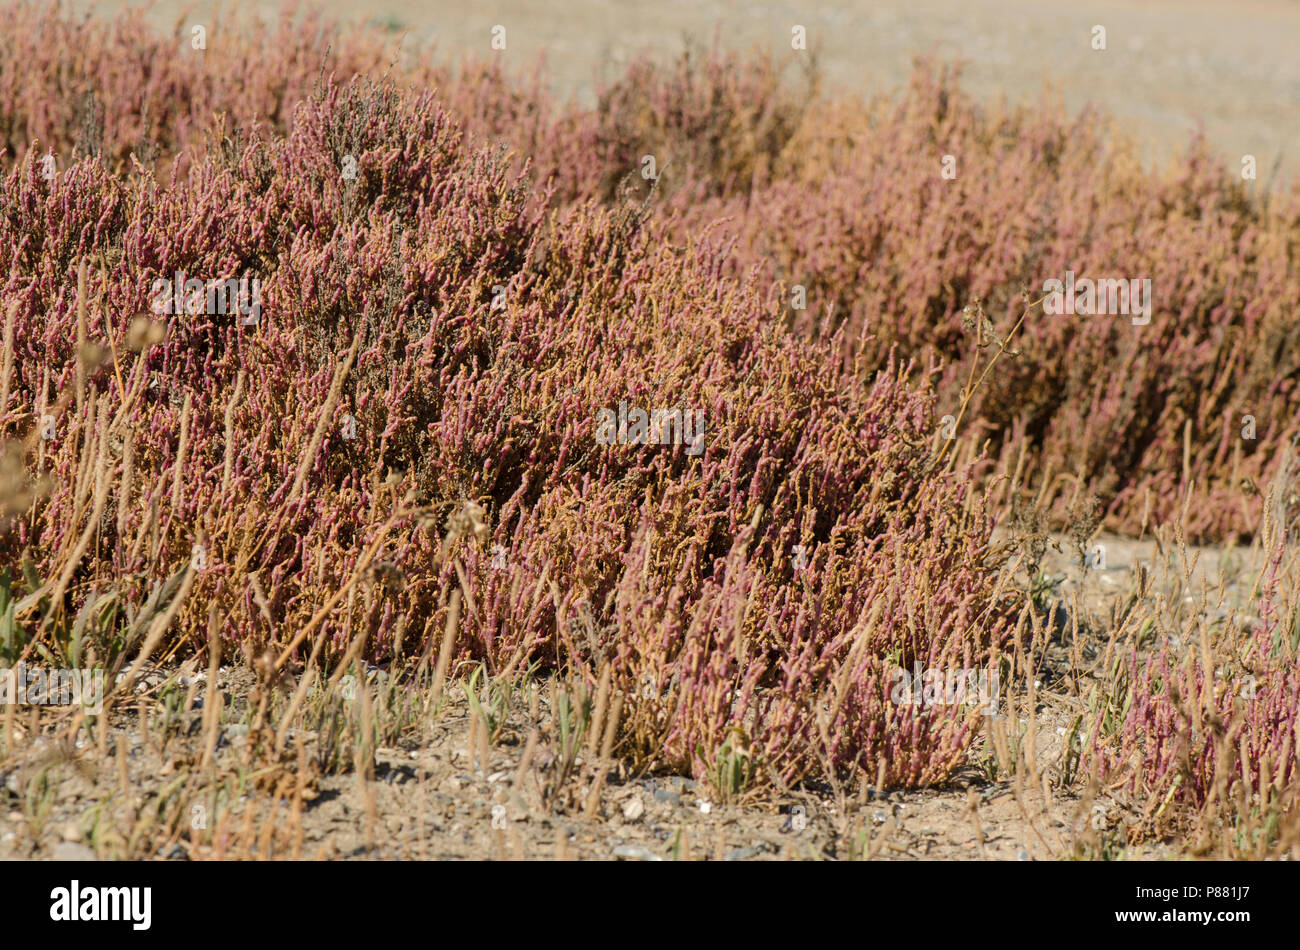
left=0, top=37, right=1017, bottom=792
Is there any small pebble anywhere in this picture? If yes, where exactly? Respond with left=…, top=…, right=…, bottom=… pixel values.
left=52, top=842, right=96, bottom=861
left=612, top=845, right=661, bottom=861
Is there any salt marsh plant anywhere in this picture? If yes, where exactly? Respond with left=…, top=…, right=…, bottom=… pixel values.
left=0, top=2, right=1296, bottom=855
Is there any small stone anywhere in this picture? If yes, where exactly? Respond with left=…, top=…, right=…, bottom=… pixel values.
left=696, top=799, right=712, bottom=815
left=612, top=845, right=661, bottom=861
left=53, top=842, right=96, bottom=861
left=653, top=789, right=681, bottom=806
left=61, top=824, right=81, bottom=843
left=224, top=723, right=250, bottom=745
left=622, top=797, right=645, bottom=822
left=725, top=847, right=757, bottom=861
left=1017, top=849, right=1030, bottom=861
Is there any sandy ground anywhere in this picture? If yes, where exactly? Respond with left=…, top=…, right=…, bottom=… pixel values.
left=79, top=0, right=1300, bottom=186
left=0, top=667, right=1159, bottom=862
left=0, top=530, right=1261, bottom=862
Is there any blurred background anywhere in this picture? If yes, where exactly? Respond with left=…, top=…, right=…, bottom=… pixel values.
left=80, top=0, right=1300, bottom=184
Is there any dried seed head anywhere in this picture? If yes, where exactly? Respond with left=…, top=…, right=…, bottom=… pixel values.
left=446, top=500, right=489, bottom=542
left=1010, top=490, right=1048, bottom=578
left=125, top=314, right=166, bottom=351
left=0, top=440, right=50, bottom=523
left=1067, top=493, right=1103, bottom=565
left=960, top=297, right=995, bottom=348
left=78, top=341, right=112, bottom=368
left=368, top=560, right=405, bottom=590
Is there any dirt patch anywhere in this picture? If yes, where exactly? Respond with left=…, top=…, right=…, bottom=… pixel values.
left=0, top=665, right=1155, bottom=862
left=4, top=525, right=1249, bottom=863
